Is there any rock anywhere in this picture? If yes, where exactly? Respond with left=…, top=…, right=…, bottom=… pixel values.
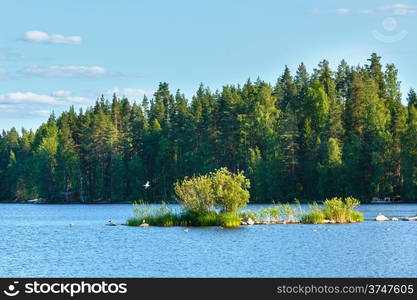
left=376, top=215, right=389, bottom=221
left=287, top=220, right=300, bottom=224
left=241, top=217, right=255, bottom=225
left=240, top=221, right=247, bottom=226
left=139, top=223, right=149, bottom=227
left=406, top=216, right=417, bottom=221
left=391, top=217, right=399, bottom=221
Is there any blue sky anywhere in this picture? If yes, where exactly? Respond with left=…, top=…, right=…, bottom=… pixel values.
left=1, top=0, right=417, bottom=131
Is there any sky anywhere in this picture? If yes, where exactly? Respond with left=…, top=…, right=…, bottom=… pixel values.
left=1, top=0, right=417, bottom=131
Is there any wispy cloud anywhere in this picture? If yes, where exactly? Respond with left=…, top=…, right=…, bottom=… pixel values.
left=23, top=30, right=81, bottom=44
left=313, top=3, right=417, bottom=16
left=361, top=3, right=417, bottom=15
left=0, top=91, right=91, bottom=106
left=20, top=65, right=107, bottom=78
left=51, top=90, right=72, bottom=97
left=335, top=8, right=350, bottom=15
left=0, top=48, right=24, bottom=61
left=0, top=69, right=11, bottom=80
left=311, top=8, right=350, bottom=15
left=30, top=109, right=53, bottom=117
left=105, top=87, right=153, bottom=99
left=1, top=92, right=63, bottom=105
left=0, top=90, right=93, bottom=117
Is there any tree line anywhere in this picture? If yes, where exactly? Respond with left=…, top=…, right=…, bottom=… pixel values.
left=1, top=53, right=417, bottom=203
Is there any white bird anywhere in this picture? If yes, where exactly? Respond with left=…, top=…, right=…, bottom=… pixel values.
left=144, top=181, right=150, bottom=189
left=184, top=228, right=189, bottom=232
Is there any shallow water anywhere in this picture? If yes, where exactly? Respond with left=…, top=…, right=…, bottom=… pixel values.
left=0, top=203, right=416, bottom=277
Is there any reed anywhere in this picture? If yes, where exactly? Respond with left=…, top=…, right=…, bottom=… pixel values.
left=301, top=197, right=363, bottom=224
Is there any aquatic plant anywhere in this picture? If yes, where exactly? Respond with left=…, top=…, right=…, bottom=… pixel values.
left=301, top=197, right=363, bottom=224
left=300, top=203, right=325, bottom=224
left=238, top=210, right=259, bottom=222
left=217, top=212, right=241, bottom=228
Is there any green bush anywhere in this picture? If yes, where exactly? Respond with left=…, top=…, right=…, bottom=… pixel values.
left=300, top=203, right=325, bottom=224
left=300, top=197, right=363, bottom=224
left=174, top=167, right=250, bottom=214
left=323, top=197, right=361, bottom=223
left=173, top=174, right=214, bottom=214
left=211, top=168, right=250, bottom=213
left=217, top=212, right=241, bottom=228
left=129, top=201, right=181, bottom=226
left=196, top=212, right=220, bottom=226
left=127, top=217, right=142, bottom=226
left=349, top=210, right=364, bottom=223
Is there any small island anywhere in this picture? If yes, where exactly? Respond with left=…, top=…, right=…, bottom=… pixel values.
left=126, top=168, right=364, bottom=228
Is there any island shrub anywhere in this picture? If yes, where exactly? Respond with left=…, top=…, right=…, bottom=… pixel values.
left=255, top=201, right=302, bottom=223
left=300, top=203, right=325, bottom=224
left=173, top=173, right=214, bottom=215
left=301, top=197, right=363, bottom=224
left=211, top=168, right=250, bottom=213
left=128, top=168, right=250, bottom=227
left=173, top=168, right=250, bottom=227
left=128, top=201, right=181, bottom=226
left=217, top=212, right=241, bottom=228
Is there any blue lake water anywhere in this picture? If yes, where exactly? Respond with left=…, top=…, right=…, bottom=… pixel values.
left=0, top=203, right=417, bottom=277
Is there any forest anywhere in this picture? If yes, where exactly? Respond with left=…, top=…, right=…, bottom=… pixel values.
left=1, top=53, right=417, bottom=203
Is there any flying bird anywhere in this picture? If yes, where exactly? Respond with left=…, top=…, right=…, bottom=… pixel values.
left=144, top=181, right=150, bottom=189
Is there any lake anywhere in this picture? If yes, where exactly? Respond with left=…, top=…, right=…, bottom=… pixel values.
left=0, top=203, right=416, bottom=277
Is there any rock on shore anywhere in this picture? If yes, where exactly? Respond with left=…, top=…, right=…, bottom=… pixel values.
left=376, top=215, right=390, bottom=221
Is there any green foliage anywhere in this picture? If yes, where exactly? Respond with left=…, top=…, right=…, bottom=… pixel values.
left=211, top=168, right=250, bottom=213
left=128, top=201, right=241, bottom=227
left=301, top=197, right=363, bottom=224
left=300, top=203, right=326, bottom=224
left=174, top=168, right=250, bottom=214
left=217, top=212, right=241, bottom=228
left=173, top=174, right=214, bottom=214
left=238, top=210, right=259, bottom=222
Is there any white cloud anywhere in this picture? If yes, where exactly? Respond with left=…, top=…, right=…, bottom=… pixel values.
left=52, top=90, right=72, bottom=97
left=123, top=88, right=151, bottom=98
left=0, top=90, right=93, bottom=117
left=360, top=3, right=417, bottom=15
left=105, top=87, right=153, bottom=99
left=30, top=110, right=52, bottom=117
left=23, top=30, right=81, bottom=44
left=21, top=65, right=106, bottom=78
left=311, top=8, right=350, bottom=15
left=311, top=8, right=321, bottom=15
left=335, top=8, right=350, bottom=15
left=384, top=3, right=417, bottom=15
left=0, top=91, right=91, bottom=106
left=4, top=92, right=62, bottom=105
left=67, top=96, right=90, bottom=103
